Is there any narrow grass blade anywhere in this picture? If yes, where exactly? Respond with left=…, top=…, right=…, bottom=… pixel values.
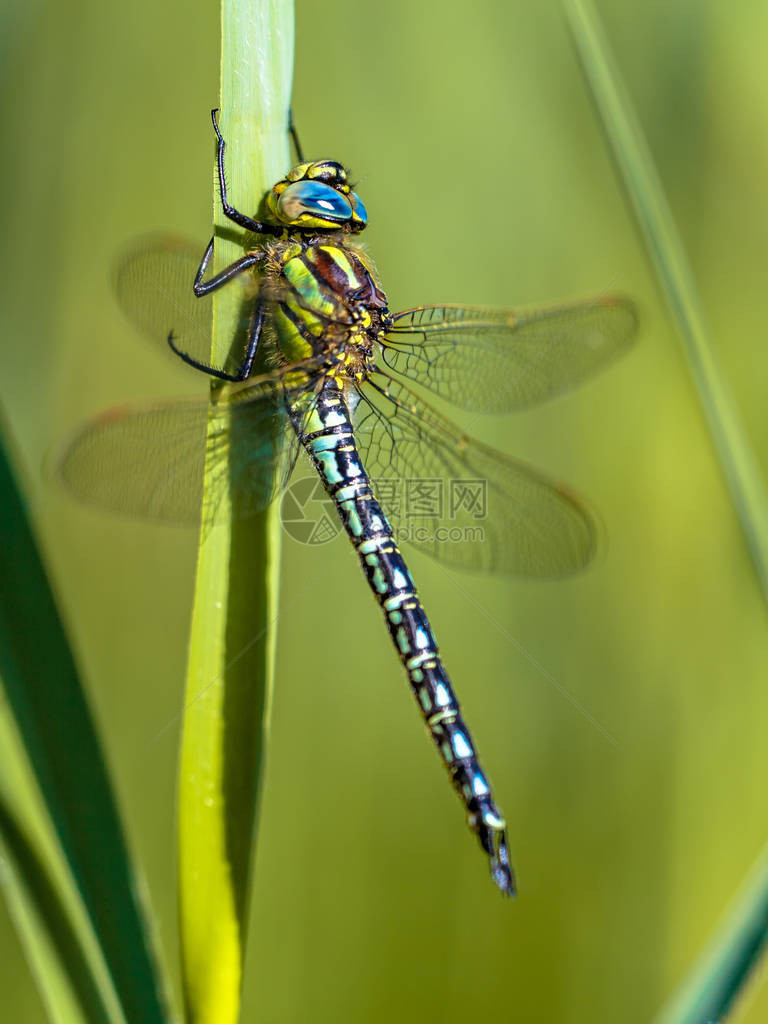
left=564, top=0, right=768, bottom=602
left=652, top=845, right=768, bottom=1024
left=0, top=792, right=114, bottom=1024
left=0, top=696, right=127, bottom=1024
left=176, top=2, right=293, bottom=1021
left=0, top=422, right=171, bottom=1024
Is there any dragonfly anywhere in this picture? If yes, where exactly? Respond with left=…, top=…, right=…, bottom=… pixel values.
left=60, top=110, right=637, bottom=895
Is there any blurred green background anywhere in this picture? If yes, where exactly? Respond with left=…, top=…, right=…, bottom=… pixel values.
left=2, top=0, right=768, bottom=1021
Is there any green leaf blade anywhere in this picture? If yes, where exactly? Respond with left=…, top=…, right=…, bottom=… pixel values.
left=652, top=846, right=768, bottom=1024
left=563, top=3, right=768, bottom=1019
left=0, top=792, right=116, bottom=1024
left=564, top=0, right=768, bottom=603
left=0, top=425, right=171, bottom=1024
left=176, top=3, right=293, bottom=1021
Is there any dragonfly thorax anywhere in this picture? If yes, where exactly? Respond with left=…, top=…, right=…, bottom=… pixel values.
left=270, top=238, right=389, bottom=366
left=266, top=160, right=367, bottom=233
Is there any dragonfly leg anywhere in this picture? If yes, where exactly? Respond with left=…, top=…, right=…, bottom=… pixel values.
left=211, top=109, right=282, bottom=237
left=166, top=334, right=241, bottom=381
left=167, top=295, right=265, bottom=382
left=167, top=238, right=268, bottom=381
left=288, top=107, right=304, bottom=163
left=192, top=236, right=265, bottom=297
left=237, top=299, right=267, bottom=380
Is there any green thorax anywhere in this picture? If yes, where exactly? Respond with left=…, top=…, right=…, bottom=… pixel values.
left=270, top=238, right=389, bottom=364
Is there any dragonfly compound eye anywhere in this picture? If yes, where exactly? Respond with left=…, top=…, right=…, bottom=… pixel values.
left=349, top=192, right=368, bottom=227
left=273, top=179, right=356, bottom=230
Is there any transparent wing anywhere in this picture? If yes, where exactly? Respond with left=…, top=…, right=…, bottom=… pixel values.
left=58, top=366, right=324, bottom=525
left=381, top=296, right=637, bottom=412
left=353, top=372, right=597, bottom=576
left=114, top=235, right=264, bottom=379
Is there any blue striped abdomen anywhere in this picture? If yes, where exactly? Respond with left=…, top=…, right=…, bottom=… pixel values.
left=290, top=378, right=515, bottom=895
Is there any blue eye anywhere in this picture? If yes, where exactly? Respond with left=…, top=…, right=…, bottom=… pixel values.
left=350, top=192, right=368, bottom=225
left=277, top=180, right=352, bottom=222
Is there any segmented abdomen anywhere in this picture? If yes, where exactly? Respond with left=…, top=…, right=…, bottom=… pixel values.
left=290, top=378, right=515, bottom=895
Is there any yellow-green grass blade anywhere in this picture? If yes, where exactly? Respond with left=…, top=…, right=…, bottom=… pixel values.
left=564, top=3, right=768, bottom=1019
left=0, top=805, right=110, bottom=1024
left=652, top=844, right=768, bottom=1024
left=0, top=696, right=124, bottom=1024
left=564, top=0, right=768, bottom=602
left=176, top=2, right=292, bottom=1021
left=0, top=423, right=171, bottom=1023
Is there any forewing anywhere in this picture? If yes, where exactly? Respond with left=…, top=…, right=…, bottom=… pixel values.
left=58, top=375, right=314, bottom=525
left=382, top=296, right=637, bottom=412
left=114, top=235, right=263, bottom=379
left=353, top=373, right=597, bottom=576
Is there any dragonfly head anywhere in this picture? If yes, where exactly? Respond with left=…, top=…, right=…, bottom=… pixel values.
left=267, top=160, right=367, bottom=233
